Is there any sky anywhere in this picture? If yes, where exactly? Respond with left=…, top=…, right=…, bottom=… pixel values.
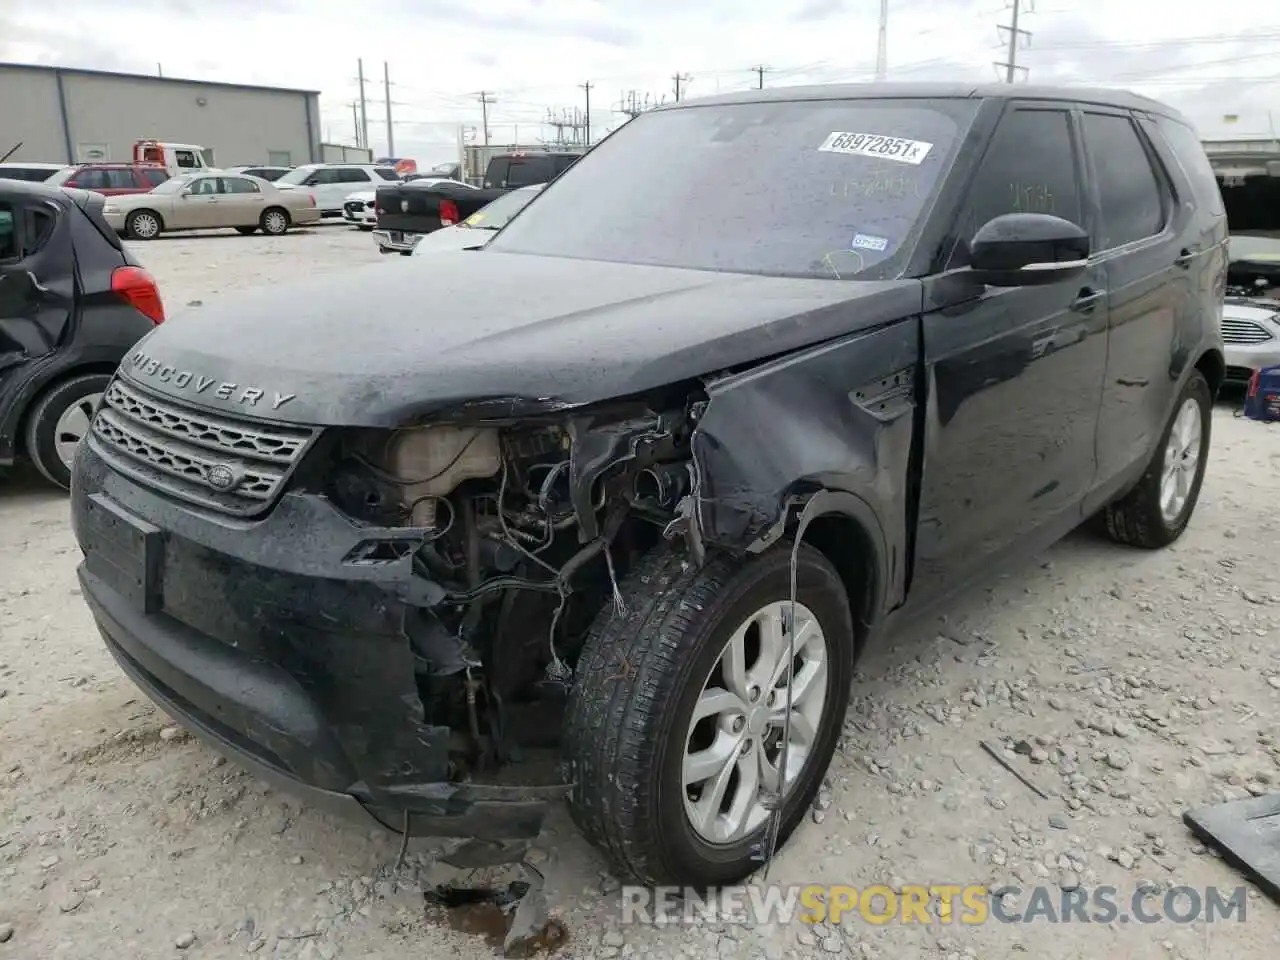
left=2, top=0, right=1278, bottom=167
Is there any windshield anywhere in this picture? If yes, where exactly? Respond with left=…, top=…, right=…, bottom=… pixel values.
left=275, top=166, right=317, bottom=186
left=489, top=98, right=975, bottom=279
left=461, top=185, right=545, bottom=230
left=1229, top=234, right=1280, bottom=263
left=150, top=174, right=198, bottom=194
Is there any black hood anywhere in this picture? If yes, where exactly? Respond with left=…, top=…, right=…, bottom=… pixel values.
left=120, top=250, right=923, bottom=426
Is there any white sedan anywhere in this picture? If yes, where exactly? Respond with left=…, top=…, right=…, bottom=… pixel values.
left=342, top=191, right=377, bottom=229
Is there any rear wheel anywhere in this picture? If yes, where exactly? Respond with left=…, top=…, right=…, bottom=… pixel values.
left=125, top=210, right=162, bottom=240
left=260, top=207, right=290, bottom=235
left=1100, top=370, right=1212, bottom=548
left=563, top=542, right=854, bottom=886
left=24, top=373, right=111, bottom=489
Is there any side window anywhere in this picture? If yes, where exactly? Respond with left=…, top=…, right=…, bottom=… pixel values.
left=953, top=108, right=1081, bottom=262
left=485, top=158, right=510, bottom=187
left=191, top=177, right=219, bottom=196
left=224, top=177, right=260, bottom=194
left=309, top=169, right=340, bottom=185
left=375, top=169, right=400, bottom=181
left=174, top=150, right=198, bottom=169
left=105, top=169, right=137, bottom=189
left=70, top=169, right=108, bottom=190
left=0, top=203, right=17, bottom=261
left=1082, top=112, right=1164, bottom=250
left=1149, top=116, right=1225, bottom=217
left=506, top=160, right=547, bottom=187
left=22, top=206, right=56, bottom=257
left=553, top=155, right=578, bottom=175
left=341, top=168, right=372, bottom=183
left=140, top=168, right=169, bottom=187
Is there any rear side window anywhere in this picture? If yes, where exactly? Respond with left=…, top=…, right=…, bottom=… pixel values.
left=338, top=168, right=371, bottom=183
left=0, top=203, right=17, bottom=261
left=22, top=206, right=56, bottom=256
left=953, top=108, right=1082, bottom=256
left=1150, top=116, right=1225, bottom=217
left=375, top=168, right=400, bottom=181
left=1082, top=112, right=1164, bottom=249
left=484, top=158, right=510, bottom=187
left=140, top=167, right=169, bottom=187
left=224, top=177, right=260, bottom=194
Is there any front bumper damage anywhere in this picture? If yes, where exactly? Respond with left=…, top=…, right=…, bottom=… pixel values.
left=71, top=440, right=567, bottom=861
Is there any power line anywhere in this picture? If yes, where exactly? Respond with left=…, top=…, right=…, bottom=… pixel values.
left=995, top=0, right=1033, bottom=83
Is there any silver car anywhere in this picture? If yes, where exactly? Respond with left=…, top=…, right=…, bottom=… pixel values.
left=100, top=172, right=322, bottom=240
left=1224, top=234, right=1280, bottom=383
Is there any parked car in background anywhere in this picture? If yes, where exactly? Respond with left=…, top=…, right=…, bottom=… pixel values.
left=274, top=163, right=402, bottom=217
left=373, top=178, right=490, bottom=250
left=376, top=182, right=545, bottom=255
left=342, top=190, right=377, bottom=230
left=1223, top=234, right=1280, bottom=383
left=68, top=84, right=1225, bottom=888
left=225, top=165, right=293, bottom=182
left=47, top=163, right=170, bottom=196
left=0, top=162, right=67, bottom=183
left=0, top=179, right=164, bottom=488
left=100, top=172, right=320, bottom=239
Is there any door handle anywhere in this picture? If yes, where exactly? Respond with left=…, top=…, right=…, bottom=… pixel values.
left=1072, top=288, right=1104, bottom=313
left=1174, top=247, right=1198, bottom=268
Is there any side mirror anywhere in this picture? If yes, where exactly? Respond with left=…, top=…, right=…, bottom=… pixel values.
left=968, top=213, right=1090, bottom=287
left=180, top=188, right=193, bottom=197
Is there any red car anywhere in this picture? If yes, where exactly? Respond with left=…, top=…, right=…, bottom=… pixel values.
left=47, top=163, right=170, bottom=196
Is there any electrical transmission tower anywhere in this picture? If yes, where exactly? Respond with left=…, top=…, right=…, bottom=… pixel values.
left=618, top=90, right=665, bottom=119
left=994, top=0, right=1033, bottom=83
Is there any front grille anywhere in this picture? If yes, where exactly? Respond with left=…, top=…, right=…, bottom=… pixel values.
left=344, top=201, right=365, bottom=214
left=90, top=378, right=318, bottom=517
left=1223, top=317, right=1276, bottom=344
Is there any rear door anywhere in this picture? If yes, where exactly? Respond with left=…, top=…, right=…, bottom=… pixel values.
left=913, top=101, right=1109, bottom=602
left=219, top=175, right=267, bottom=226
left=0, top=194, right=73, bottom=376
left=1079, top=109, right=1187, bottom=486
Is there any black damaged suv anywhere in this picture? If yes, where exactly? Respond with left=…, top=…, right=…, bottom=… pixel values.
left=71, top=84, right=1225, bottom=886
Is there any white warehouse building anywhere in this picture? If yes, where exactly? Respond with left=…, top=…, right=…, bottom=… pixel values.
left=0, top=62, right=322, bottom=168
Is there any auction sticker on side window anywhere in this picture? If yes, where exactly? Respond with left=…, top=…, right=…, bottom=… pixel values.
left=819, top=132, right=933, bottom=164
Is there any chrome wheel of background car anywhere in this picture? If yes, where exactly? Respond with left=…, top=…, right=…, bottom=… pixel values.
left=1159, top=397, right=1202, bottom=524
left=682, top=600, right=828, bottom=845
left=129, top=212, right=159, bottom=239
left=53, top=392, right=101, bottom=469
left=262, top=210, right=288, bottom=235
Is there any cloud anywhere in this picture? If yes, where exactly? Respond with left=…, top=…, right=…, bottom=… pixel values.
left=1, top=0, right=1277, bottom=165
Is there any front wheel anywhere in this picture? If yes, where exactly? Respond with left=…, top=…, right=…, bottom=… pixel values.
left=563, top=542, right=854, bottom=887
left=24, top=373, right=111, bottom=489
left=260, top=207, right=291, bottom=235
left=1100, top=369, right=1212, bottom=548
left=125, top=210, right=162, bottom=240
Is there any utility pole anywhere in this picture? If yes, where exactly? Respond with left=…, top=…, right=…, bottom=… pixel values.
left=383, top=61, right=395, bottom=156
left=581, top=81, right=593, bottom=146
left=875, top=0, right=889, bottom=80
left=157, top=62, right=163, bottom=78
left=672, top=72, right=691, bottom=102
left=994, top=0, right=1033, bottom=83
left=750, top=65, right=770, bottom=89
left=356, top=59, right=369, bottom=148
left=476, top=91, right=495, bottom=146
left=351, top=102, right=360, bottom=145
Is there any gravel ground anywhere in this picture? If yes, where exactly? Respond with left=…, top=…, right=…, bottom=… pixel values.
left=2, top=224, right=1279, bottom=959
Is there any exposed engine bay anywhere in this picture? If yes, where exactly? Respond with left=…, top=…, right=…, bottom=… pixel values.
left=319, top=398, right=703, bottom=778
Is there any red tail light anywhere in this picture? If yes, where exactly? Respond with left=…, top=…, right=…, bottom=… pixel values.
left=111, top=265, right=165, bottom=325
left=440, top=198, right=460, bottom=226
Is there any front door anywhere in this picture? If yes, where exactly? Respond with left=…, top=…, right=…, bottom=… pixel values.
left=1080, top=110, right=1192, bottom=485
left=912, top=103, right=1109, bottom=602
left=173, top=175, right=223, bottom=228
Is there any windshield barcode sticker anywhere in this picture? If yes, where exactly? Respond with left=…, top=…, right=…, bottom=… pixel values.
left=819, top=132, right=933, bottom=164
left=851, top=233, right=889, bottom=252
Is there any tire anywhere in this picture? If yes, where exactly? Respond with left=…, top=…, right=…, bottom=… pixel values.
left=563, top=541, right=854, bottom=887
left=260, top=207, right=291, bottom=235
left=398, top=250, right=413, bottom=257
left=125, top=209, right=162, bottom=240
left=1100, top=370, right=1212, bottom=549
left=24, top=373, right=111, bottom=490
left=235, top=226, right=258, bottom=235
left=358, top=225, right=374, bottom=232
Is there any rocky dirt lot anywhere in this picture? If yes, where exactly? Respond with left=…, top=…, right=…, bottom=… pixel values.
left=2, top=224, right=1279, bottom=959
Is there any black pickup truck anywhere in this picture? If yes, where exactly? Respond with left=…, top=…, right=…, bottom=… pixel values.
left=374, top=151, right=582, bottom=253
left=71, top=83, right=1225, bottom=890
